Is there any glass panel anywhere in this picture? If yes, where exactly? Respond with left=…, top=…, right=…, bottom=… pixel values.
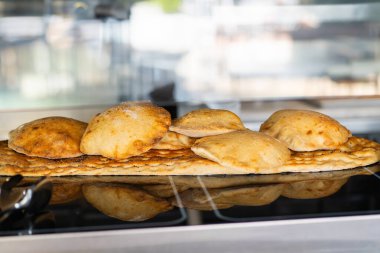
left=2, top=1, right=380, bottom=110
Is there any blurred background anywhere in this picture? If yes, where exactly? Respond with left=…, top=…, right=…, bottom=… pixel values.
left=1, top=0, right=380, bottom=138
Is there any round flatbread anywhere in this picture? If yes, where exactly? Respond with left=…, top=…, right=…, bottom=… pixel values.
left=80, top=102, right=171, bottom=159
left=169, top=109, right=245, bottom=138
left=191, top=130, right=291, bottom=173
left=260, top=109, right=351, bottom=151
left=8, top=117, right=87, bottom=159
left=152, top=131, right=195, bottom=150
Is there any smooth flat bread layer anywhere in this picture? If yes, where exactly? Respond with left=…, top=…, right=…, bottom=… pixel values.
left=0, top=137, right=379, bottom=176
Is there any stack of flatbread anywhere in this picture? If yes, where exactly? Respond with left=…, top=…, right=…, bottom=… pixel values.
left=0, top=102, right=379, bottom=176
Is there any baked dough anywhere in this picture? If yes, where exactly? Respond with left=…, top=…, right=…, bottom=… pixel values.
left=169, top=109, right=245, bottom=137
left=8, top=117, right=87, bottom=159
left=260, top=109, right=351, bottom=151
left=80, top=102, right=171, bottom=159
left=191, top=130, right=291, bottom=172
left=0, top=137, right=379, bottom=176
left=82, top=184, right=172, bottom=221
left=152, top=131, right=195, bottom=150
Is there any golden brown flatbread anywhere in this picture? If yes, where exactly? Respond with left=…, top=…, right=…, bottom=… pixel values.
left=277, top=137, right=380, bottom=173
left=152, top=131, right=196, bottom=150
left=0, top=137, right=379, bottom=176
left=191, top=130, right=291, bottom=172
left=82, top=184, right=172, bottom=221
left=260, top=110, right=351, bottom=151
left=169, top=109, right=245, bottom=137
left=8, top=117, right=87, bottom=159
left=80, top=102, right=171, bottom=160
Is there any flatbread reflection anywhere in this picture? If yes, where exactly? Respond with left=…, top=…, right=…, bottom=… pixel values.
left=82, top=184, right=173, bottom=222
left=1, top=165, right=377, bottom=222
left=142, top=184, right=190, bottom=198
left=173, top=189, right=233, bottom=211
left=50, top=183, right=82, bottom=205
left=173, top=184, right=284, bottom=211
left=282, top=178, right=348, bottom=199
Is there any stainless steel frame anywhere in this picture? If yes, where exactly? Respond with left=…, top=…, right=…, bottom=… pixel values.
left=1, top=214, right=380, bottom=253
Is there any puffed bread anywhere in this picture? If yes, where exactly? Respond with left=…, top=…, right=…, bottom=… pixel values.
left=152, top=131, right=195, bottom=150
left=169, top=109, right=245, bottom=137
left=260, top=109, right=351, bottom=151
left=80, top=102, right=171, bottom=159
left=0, top=137, right=379, bottom=175
left=8, top=117, right=87, bottom=159
left=191, top=130, right=291, bottom=172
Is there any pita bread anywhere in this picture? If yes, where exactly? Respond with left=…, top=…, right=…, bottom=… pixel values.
left=152, top=131, right=195, bottom=150
left=8, top=117, right=87, bottom=159
left=169, top=109, right=245, bottom=137
left=260, top=110, right=351, bottom=151
left=80, top=102, right=171, bottom=159
left=282, top=178, right=348, bottom=199
left=82, top=184, right=172, bottom=221
left=191, top=130, right=291, bottom=172
left=0, top=137, right=379, bottom=176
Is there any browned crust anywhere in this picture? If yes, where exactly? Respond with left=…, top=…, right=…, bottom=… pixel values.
left=169, top=109, right=245, bottom=137
left=8, top=117, right=87, bottom=159
left=0, top=137, right=379, bottom=176
left=80, top=102, right=171, bottom=159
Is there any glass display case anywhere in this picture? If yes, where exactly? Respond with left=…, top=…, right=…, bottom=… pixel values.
left=1, top=0, right=380, bottom=138
left=1, top=2, right=380, bottom=252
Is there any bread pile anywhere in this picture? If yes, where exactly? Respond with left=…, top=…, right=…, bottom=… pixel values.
left=0, top=102, right=379, bottom=176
